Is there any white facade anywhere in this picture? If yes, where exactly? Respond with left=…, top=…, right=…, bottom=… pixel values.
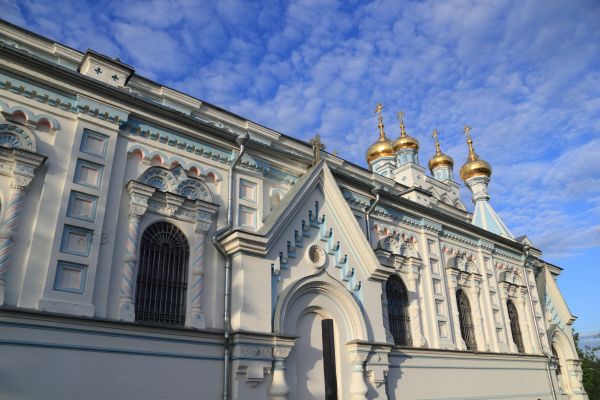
left=0, top=21, right=587, bottom=400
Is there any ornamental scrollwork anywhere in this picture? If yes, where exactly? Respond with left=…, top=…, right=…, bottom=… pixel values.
left=0, top=123, right=36, bottom=151
left=139, top=165, right=212, bottom=202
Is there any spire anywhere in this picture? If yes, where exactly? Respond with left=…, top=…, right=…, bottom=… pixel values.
left=398, top=111, right=406, bottom=137
left=460, top=125, right=512, bottom=239
left=459, top=125, right=491, bottom=181
left=366, top=103, right=394, bottom=164
left=464, top=125, right=478, bottom=163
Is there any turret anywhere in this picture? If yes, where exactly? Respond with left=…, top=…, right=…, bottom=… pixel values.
left=428, top=129, right=454, bottom=182
left=392, top=112, right=419, bottom=166
left=366, top=103, right=396, bottom=177
left=460, top=125, right=513, bottom=238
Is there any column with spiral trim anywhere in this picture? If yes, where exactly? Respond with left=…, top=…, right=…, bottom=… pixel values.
left=0, top=181, right=28, bottom=305
left=117, top=181, right=155, bottom=321
left=188, top=201, right=218, bottom=328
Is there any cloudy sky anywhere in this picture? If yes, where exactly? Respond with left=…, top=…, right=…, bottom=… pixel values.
left=3, top=0, right=599, bottom=334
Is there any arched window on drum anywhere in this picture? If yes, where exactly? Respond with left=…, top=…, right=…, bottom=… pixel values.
left=456, top=289, right=477, bottom=351
left=386, top=275, right=412, bottom=346
left=135, top=222, right=189, bottom=325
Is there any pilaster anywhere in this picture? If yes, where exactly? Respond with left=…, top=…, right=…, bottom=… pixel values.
left=346, top=341, right=370, bottom=400
left=0, top=148, right=45, bottom=305
left=445, top=268, right=464, bottom=350
left=406, top=257, right=427, bottom=347
left=117, top=181, right=155, bottom=321
left=187, top=200, right=218, bottom=329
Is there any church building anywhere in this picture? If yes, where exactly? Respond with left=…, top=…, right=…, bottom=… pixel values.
left=0, top=20, right=588, bottom=399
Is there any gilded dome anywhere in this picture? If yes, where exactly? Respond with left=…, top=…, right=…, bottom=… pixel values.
left=459, top=158, right=492, bottom=181
left=366, top=136, right=394, bottom=163
left=366, top=103, right=395, bottom=164
left=459, top=126, right=491, bottom=181
left=428, top=130, right=454, bottom=172
left=392, top=121, right=419, bottom=152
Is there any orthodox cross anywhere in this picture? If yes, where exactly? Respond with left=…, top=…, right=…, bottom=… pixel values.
left=432, top=129, right=442, bottom=153
left=463, top=124, right=472, bottom=140
left=397, top=111, right=405, bottom=125
left=375, top=103, right=384, bottom=124
left=397, top=111, right=406, bottom=135
left=309, top=134, right=325, bottom=165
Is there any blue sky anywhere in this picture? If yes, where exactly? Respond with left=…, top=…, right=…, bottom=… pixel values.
left=3, top=0, right=599, bottom=335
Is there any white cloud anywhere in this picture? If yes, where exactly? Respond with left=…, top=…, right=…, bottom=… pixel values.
left=5, top=0, right=600, bottom=262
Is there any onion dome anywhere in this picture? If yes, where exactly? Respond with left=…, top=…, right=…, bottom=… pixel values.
left=459, top=125, right=492, bottom=181
left=392, top=112, right=419, bottom=152
left=366, top=104, right=395, bottom=163
left=428, top=130, right=454, bottom=172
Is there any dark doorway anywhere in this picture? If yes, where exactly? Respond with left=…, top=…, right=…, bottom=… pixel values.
left=321, top=319, right=338, bottom=400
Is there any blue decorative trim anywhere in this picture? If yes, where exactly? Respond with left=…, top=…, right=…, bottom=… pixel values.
left=60, top=225, right=93, bottom=257
left=80, top=129, right=109, bottom=159
left=54, top=261, right=87, bottom=294
left=76, top=94, right=129, bottom=123
left=74, top=159, right=104, bottom=189
left=239, top=205, right=257, bottom=229
left=239, top=179, right=257, bottom=202
left=67, top=191, right=98, bottom=222
left=0, top=69, right=77, bottom=111
left=122, top=117, right=232, bottom=163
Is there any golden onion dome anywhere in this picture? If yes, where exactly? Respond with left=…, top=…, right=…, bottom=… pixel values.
left=366, top=136, right=394, bottom=163
left=366, top=103, right=395, bottom=163
left=428, top=130, right=454, bottom=172
left=392, top=114, right=419, bottom=152
left=459, top=125, right=492, bottom=181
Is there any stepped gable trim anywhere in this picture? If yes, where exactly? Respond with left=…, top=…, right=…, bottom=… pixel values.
left=219, top=161, right=386, bottom=281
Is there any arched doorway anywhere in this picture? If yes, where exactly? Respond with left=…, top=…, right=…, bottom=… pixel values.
left=274, top=276, right=368, bottom=400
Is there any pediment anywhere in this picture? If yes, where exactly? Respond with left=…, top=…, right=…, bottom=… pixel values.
left=220, top=161, right=388, bottom=283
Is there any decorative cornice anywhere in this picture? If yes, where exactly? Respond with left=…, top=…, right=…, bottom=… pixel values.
left=122, top=117, right=231, bottom=163
left=0, top=69, right=130, bottom=126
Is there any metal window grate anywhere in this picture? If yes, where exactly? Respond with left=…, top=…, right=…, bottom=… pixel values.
left=507, top=300, right=525, bottom=353
left=135, top=222, right=189, bottom=325
left=386, top=275, right=412, bottom=346
left=457, top=289, right=477, bottom=350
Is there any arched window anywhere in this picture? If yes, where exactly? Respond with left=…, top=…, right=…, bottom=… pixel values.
left=386, top=275, right=412, bottom=346
left=135, top=222, right=189, bottom=325
left=507, top=300, right=525, bottom=353
left=456, top=289, right=477, bottom=350
left=552, top=344, right=562, bottom=378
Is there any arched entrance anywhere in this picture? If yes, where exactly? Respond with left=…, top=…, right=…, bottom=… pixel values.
left=274, top=275, right=368, bottom=400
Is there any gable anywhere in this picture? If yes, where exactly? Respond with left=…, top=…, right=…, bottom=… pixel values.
left=220, top=161, right=388, bottom=283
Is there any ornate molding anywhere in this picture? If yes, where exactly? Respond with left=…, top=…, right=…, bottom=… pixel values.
left=139, top=165, right=213, bottom=202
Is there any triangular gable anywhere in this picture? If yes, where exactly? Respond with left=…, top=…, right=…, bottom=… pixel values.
left=221, top=161, right=386, bottom=280
left=544, top=267, right=576, bottom=329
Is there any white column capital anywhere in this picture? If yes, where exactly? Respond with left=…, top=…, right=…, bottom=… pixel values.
left=194, top=199, right=219, bottom=234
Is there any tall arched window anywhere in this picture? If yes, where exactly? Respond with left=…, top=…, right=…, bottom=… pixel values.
left=135, top=222, right=189, bottom=325
left=386, top=275, right=412, bottom=346
left=507, top=300, right=525, bottom=353
left=456, top=289, right=477, bottom=350
left=551, top=344, right=562, bottom=379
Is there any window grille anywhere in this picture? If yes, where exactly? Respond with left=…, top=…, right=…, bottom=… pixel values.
left=456, top=289, right=477, bottom=350
left=507, top=300, right=525, bottom=353
left=386, top=275, right=412, bottom=346
left=135, top=222, right=189, bottom=325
